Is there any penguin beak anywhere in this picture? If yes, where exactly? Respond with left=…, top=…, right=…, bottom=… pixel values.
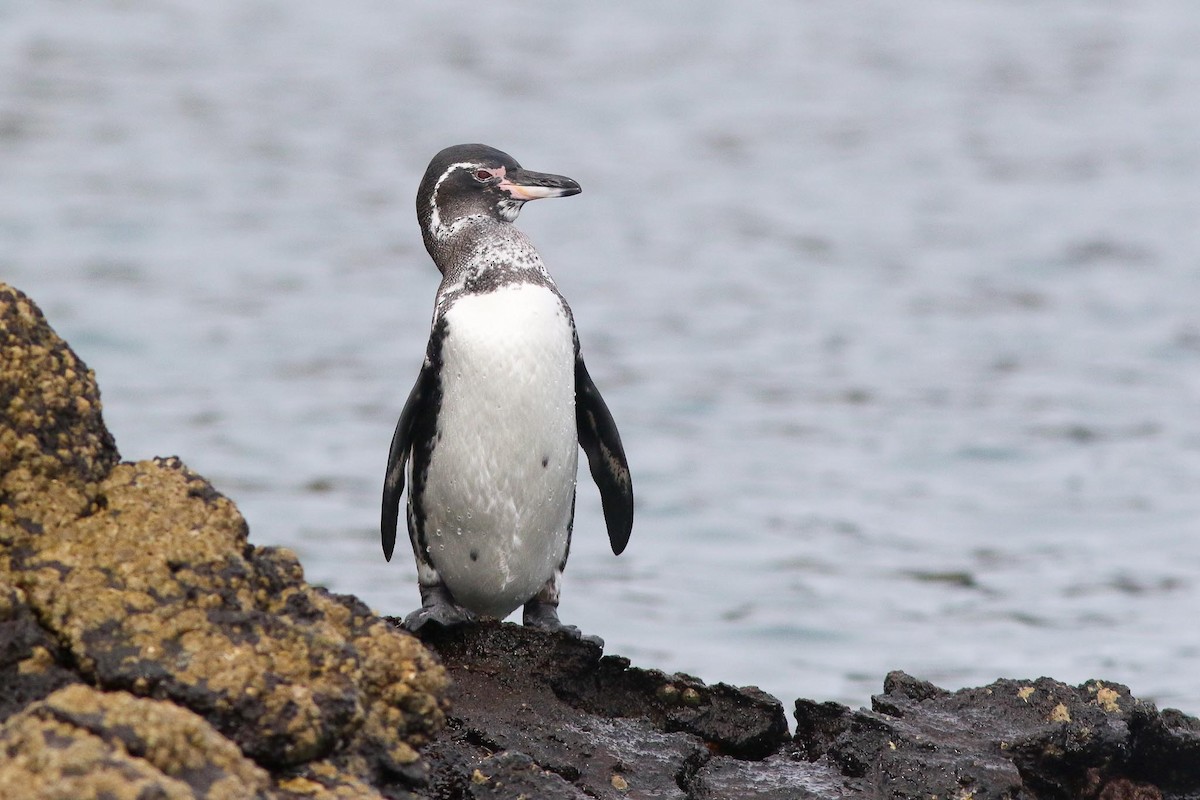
left=498, top=168, right=581, bottom=201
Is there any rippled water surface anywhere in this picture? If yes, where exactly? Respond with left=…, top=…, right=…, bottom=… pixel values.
left=4, top=1, right=1199, bottom=715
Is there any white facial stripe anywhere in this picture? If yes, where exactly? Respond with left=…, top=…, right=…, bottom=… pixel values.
left=429, top=160, right=482, bottom=241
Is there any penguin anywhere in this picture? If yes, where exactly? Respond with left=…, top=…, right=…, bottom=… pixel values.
left=382, top=143, right=633, bottom=637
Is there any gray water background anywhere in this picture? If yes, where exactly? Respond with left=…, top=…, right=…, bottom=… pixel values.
left=3, top=1, right=1199, bottom=715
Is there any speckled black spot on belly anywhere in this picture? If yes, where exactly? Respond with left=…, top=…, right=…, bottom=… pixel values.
left=541, top=456, right=549, bottom=468
left=469, top=550, right=479, bottom=562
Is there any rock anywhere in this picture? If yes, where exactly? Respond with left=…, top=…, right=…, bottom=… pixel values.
left=347, top=624, right=1200, bottom=799
left=0, top=684, right=270, bottom=799
left=794, top=670, right=1200, bottom=799
left=0, top=583, right=80, bottom=722
left=410, top=620, right=798, bottom=799
left=0, top=283, right=119, bottom=530
left=4, top=453, right=449, bottom=784
left=558, top=652, right=790, bottom=760
left=1127, top=706, right=1200, bottom=796
left=453, top=751, right=590, bottom=800
left=681, top=751, right=848, bottom=800
left=0, top=283, right=449, bottom=796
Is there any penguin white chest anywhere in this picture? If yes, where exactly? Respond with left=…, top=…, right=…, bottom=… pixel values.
left=419, top=282, right=579, bottom=618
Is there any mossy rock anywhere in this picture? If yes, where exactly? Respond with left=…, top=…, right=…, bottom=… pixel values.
left=0, top=582, right=80, bottom=722
left=0, top=282, right=119, bottom=531
left=0, top=282, right=449, bottom=790
left=0, top=684, right=270, bottom=799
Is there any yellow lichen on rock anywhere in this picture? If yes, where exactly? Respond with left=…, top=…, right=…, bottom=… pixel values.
left=0, top=283, right=119, bottom=530
left=5, top=453, right=447, bottom=771
left=17, top=645, right=56, bottom=675
left=350, top=615, right=450, bottom=761
left=0, top=685, right=269, bottom=800
left=1088, top=682, right=1122, bottom=713
left=0, top=282, right=449, bottom=790
left=276, top=760, right=391, bottom=798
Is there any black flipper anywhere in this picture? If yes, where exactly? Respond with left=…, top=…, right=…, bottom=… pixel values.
left=575, top=353, right=634, bottom=555
left=382, top=361, right=436, bottom=561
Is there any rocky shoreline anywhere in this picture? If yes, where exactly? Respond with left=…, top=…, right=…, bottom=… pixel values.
left=3, top=281, right=1199, bottom=799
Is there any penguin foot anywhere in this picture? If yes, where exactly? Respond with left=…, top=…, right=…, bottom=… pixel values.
left=522, top=600, right=604, bottom=648
left=402, top=584, right=477, bottom=634
left=401, top=604, right=477, bottom=634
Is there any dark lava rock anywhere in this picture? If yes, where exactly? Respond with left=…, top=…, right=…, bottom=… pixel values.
left=559, top=652, right=789, bottom=760
left=683, top=751, right=853, bottom=800
left=795, top=670, right=1200, bottom=799
left=398, top=619, right=1200, bottom=799
left=407, top=620, right=811, bottom=800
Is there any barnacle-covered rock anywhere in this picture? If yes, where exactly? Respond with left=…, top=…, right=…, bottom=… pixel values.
left=0, top=283, right=448, bottom=793
left=0, top=283, right=119, bottom=532
left=0, top=684, right=269, bottom=799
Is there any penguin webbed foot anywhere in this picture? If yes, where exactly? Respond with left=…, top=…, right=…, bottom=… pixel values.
left=402, top=584, right=478, bottom=634
left=401, top=604, right=477, bottom=634
left=522, top=599, right=604, bottom=648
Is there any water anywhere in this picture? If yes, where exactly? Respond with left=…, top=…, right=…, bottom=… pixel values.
left=3, top=1, right=1199, bottom=717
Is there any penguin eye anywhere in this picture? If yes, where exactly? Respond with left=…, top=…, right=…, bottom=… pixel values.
left=473, top=169, right=493, bottom=182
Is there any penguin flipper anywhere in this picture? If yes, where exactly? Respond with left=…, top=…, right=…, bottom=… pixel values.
left=382, top=361, right=435, bottom=561
left=575, top=354, right=634, bottom=555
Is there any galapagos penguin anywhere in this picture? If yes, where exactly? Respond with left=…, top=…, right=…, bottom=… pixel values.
left=382, top=143, right=633, bottom=637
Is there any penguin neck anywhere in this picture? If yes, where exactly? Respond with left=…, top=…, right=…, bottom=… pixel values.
left=430, top=217, right=556, bottom=305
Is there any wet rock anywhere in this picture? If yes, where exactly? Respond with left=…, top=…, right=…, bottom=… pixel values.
left=410, top=620, right=798, bottom=799
left=452, top=751, right=590, bottom=799
left=683, top=751, right=850, bottom=800
left=558, top=652, right=789, bottom=760
left=795, top=671, right=1200, bottom=799
left=369, top=626, right=1200, bottom=799
left=396, top=619, right=1200, bottom=799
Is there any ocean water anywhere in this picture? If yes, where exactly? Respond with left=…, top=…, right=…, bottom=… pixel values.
left=3, top=1, right=1199, bottom=716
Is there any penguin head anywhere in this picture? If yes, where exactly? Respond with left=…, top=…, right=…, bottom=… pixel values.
left=416, top=144, right=580, bottom=257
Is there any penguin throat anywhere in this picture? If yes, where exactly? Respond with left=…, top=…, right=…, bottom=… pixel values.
left=496, top=198, right=524, bottom=223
